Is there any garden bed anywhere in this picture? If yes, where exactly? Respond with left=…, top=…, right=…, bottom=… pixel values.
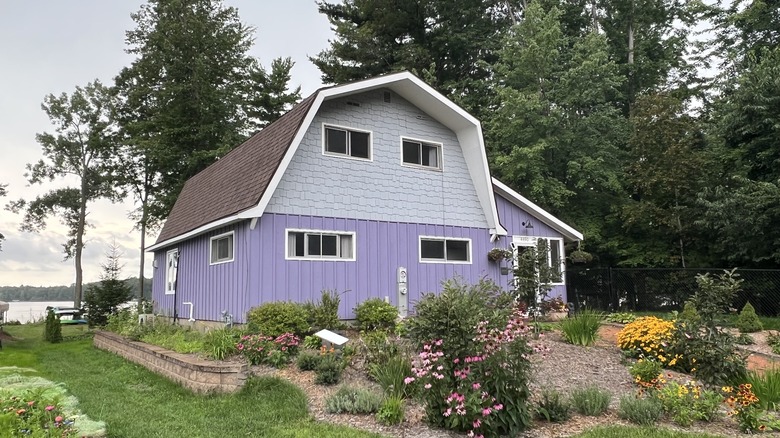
left=93, top=331, right=248, bottom=393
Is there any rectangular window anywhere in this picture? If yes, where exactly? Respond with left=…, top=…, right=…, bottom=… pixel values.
left=287, top=229, right=355, bottom=260
left=165, top=249, right=178, bottom=295
left=419, top=237, right=471, bottom=263
left=324, top=125, right=372, bottom=160
left=209, top=232, right=234, bottom=265
left=512, top=236, right=565, bottom=285
left=402, top=138, right=441, bottom=169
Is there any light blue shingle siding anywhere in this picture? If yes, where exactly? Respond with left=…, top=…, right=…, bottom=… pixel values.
left=265, top=89, right=488, bottom=228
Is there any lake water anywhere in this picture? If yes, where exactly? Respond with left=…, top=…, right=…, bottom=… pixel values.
left=2, top=301, right=75, bottom=324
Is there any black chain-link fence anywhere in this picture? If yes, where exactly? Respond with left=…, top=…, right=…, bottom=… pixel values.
left=566, top=268, right=780, bottom=317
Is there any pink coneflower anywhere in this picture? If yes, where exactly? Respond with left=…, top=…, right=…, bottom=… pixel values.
left=45, top=406, right=55, bottom=411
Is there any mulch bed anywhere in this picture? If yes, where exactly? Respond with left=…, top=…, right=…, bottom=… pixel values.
left=250, top=327, right=780, bottom=437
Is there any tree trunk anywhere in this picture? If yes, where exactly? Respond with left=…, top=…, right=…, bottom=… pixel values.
left=139, top=219, right=146, bottom=303
left=74, top=186, right=88, bottom=309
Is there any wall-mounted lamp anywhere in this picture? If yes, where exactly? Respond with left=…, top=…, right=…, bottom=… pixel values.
left=522, top=221, right=534, bottom=229
left=152, top=259, right=158, bottom=269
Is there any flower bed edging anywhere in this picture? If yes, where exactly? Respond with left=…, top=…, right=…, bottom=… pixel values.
left=93, top=331, right=248, bottom=393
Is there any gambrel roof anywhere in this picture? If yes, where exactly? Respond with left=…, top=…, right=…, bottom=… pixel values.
left=148, top=72, right=508, bottom=251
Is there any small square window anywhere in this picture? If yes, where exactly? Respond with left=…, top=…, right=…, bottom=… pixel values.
left=420, top=239, right=445, bottom=260
left=402, top=138, right=441, bottom=169
left=324, top=126, right=372, bottom=160
left=210, top=232, right=234, bottom=264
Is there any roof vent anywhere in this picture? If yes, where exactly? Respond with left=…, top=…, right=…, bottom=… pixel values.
left=346, top=101, right=360, bottom=107
left=383, top=91, right=392, bottom=103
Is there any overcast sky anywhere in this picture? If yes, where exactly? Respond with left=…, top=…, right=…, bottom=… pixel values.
left=0, top=1, right=333, bottom=286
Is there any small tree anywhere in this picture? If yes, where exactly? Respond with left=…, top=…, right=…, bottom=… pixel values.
left=44, top=310, right=62, bottom=343
left=689, top=269, right=743, bottom=336
left=736, top=302, right=763, bottom=333
left=83, top=242, right=134, bottom=327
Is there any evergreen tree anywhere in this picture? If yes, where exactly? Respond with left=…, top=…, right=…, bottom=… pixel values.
left=83, top=242, right=134, bottom=327
left=44, top=310, right=62, bottom=343
left=311, top=0, right=518, bottom=119
left=114, top=0, right=300, bottom=227
left=491, top=3, right=628, bottom=264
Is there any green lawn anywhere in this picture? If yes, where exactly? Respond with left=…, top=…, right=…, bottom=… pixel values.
left=571, top=425, right=725, bottom=438
left=0, top=324, right=380, bottom=438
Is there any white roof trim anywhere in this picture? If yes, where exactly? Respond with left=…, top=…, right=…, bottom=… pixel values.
left=148, top=72, right=507, bottom=251
left=492, top=178, right=583, bottom=242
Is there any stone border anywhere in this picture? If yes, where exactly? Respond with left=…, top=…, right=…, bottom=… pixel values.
left=93, top=331, right=248, bottom=393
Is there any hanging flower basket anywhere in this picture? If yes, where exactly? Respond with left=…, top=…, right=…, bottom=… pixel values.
left=569, top=249, right=593, bottom=264
left=487, top=248, right=512, bottom=262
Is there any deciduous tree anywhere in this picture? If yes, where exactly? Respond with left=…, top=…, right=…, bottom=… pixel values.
left=6, top=81, right=120, bottom=308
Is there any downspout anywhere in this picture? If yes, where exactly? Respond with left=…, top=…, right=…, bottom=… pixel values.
left=173, top=250, right=180, bottom=324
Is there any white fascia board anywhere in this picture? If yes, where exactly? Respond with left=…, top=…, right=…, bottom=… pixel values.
left=146, top=215, right=244, bottom=252
left=492, top=178, right=584, bottom=242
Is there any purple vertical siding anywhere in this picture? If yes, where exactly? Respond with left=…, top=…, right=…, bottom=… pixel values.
left=250, top=213, right=505, bottom=321
left=150, top=194, right=572, bottom=323
left=152, top=222, right=250, bottom=322
left=495, top=193, right=567, bottom=300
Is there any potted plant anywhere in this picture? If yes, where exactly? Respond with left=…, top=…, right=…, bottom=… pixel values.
left=540, top=297, right=568, bottom=321
left=487, top=248, right=512, bottom=262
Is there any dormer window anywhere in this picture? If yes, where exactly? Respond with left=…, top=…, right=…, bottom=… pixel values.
left=402, top=138, right=442, bottom=170
left=323, top=124, right=371, bottom=160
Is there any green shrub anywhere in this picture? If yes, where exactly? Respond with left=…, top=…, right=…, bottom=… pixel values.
left=236, top=333, right=300, bottom=367
left=768, top=332, right=780, bottom=355
left=618, top=396, right=663, bottom=425
left=44, top=309, right=62, bottom=343
left=678, top=301, right=701, bottom=325
left=296, top=350, right=322, bottom=371
left=324, top=386, right=383, bottom=414
left=668, top=271, right=747, bottom=385
left=534, top=389, right=571, bottom=422
left=308, top=290, right=343, bottom=331
left=655, top=382, right=721, bottom=426
left=376, top=395, right=405, bottom=425
left=302, top=335, right=322, bottom=349
left=605, top=312, right=636, bottom=324
left=570, top=386, right=611, bottom=416
left=360, top=330, right=404, bottom=369
left=369, top=354, right=413, bottom=398
left=203, top=327, right=240, bottom=360
left=354, top=298, right=397, bottom=332
left=746, top=368, right=780, bottom=410
left=560, top=309, right=603, bottom=346
left=315, top=353, right=343, bottom=385
left=736, top=302, right=763, bottom=333
left=407, top=278, right=512, bottom=361
left=629, top=360, right=662, bottom=385
left=140, top=323, right=205, bottom=354
left=246, top=302, right=310, bottom=337
left=735, top=333, right=755, bottom=345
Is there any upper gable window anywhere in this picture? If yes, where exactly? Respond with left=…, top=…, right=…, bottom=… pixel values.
left=209, top=231, right=234, bottom=265
left=323, top=125, right=371, bottom=160
left=402, top=138, right=441, bottom=170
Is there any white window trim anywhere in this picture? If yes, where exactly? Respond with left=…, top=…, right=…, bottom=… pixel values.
left=165, top=249, right=178, bottom=295
left=209, top=231, right=235, bottom=265
left=400, top=136, right=443, bottom=171
left=512, top=236, right=565, bottom=285
left=418, top=235, right=472, bottom=264
left=321, top=123, right=374, bottom=162
left=285, top=228, right=357, bottom=262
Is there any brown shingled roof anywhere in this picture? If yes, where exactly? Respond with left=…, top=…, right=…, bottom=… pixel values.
left=154, top=93, right=318, bottom=245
